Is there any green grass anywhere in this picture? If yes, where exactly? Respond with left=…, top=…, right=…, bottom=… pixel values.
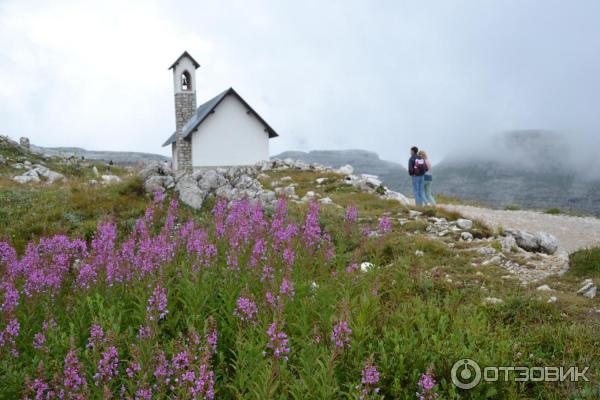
left=545, top=207, right=562, bottom=215
left=568, top=248, right=600, bottom=279
left=0, top=168, right=598, bottom=399
left=0, top=177, right=148, bottom=253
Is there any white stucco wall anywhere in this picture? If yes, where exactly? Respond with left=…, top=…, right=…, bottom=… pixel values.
left=190, top=95, right=270, bottom=167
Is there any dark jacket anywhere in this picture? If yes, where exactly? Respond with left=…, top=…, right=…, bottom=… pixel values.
left=408, top=155, right=423, bottom=176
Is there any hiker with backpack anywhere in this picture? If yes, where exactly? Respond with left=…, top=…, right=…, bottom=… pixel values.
left=408, top=146, right=427, bottom=206
left=418, top=150, right=436, bottom=205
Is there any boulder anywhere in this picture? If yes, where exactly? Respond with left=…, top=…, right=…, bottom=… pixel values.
left=500, top=235, right=517, bottom=253
left=31, top=166, right=65, bottom=184
left=338, top=164, right=354, bottom=175
left=215, top=184, right=234, bottom=200
left=456, top=219, right=473, bottom=230
left=101, top=175, right=122, bottom=184
left=534, top=232, right=559, bottom=255
left=504, top=229, right=540, bottom=252
left=92, top=166, right=99, bottom=176
left=259, top=190, right=276, bottom=204
left=583, top=286, right=597, bottom=299
left=408, top=210, right=423, bottom=219
left=504, top=229, right=559, bottom=255
left=175, top=176, right=206, bottom=209
left=0, top=155, right=6, bottom=165
left=576, top=280, right=594, bottom=294
left=319, top=197, right=333, bottom=205
left=144, top=175, right=174, bottom=193
left=461, top=232, right=474, bottom=242
left=382, top=190, right=410, bottom=206
left=43, top=170, right=66, bottom=184
left=196, top=169, right=228, bottom=191
left=139, top=162, right=169, bottom=181
left=13, top=173, right=40, bottom=184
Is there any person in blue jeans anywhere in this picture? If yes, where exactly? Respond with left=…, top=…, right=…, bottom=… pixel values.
left=418, top=150, right=436, bottom=205
left=408, top=146, right=426, bottom=206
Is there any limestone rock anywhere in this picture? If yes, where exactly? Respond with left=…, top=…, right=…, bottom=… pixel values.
left=101, top=175, right=122, bottom=184
left=534, top=232, right=559, bottom=255
left=461, top=232, right=474, bottom=242
left=409, top=210, right=423, bottom=219
left=504, top=229, right=559, bottom=255
left=382, top=190, right=410, bottom=206
left=456, top=219, right=473, bottom=230
left=175, top=176, right=206, bottom=209
left=319, top=197, right=333, bottom=205
left=483, top=297, right=503, bottom=305
left=145, top=175, right=174, bottom=193
left=500, top=235, right=517, bottom=253
left=583, top=286, right=597, bottom=299
left=338, top=164, right=354, bottom=175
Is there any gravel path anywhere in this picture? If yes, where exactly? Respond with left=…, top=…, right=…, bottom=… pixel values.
left=442, top=205, right=600, bottom=254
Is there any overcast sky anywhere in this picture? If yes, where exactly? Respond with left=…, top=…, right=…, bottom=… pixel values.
left=1, top=0, right=600, bottom=164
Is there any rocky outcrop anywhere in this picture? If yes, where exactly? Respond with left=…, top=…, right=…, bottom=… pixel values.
left=13, top=165, right=65, bottom=184
left=138, top=158, right=411, bottom=210
left=504, top=229, right=559, bottom=255
left=576, top=279, right=597, bottom=299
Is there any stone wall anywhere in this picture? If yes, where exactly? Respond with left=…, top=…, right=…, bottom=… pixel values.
left=174, top=92, right=196, bottom=170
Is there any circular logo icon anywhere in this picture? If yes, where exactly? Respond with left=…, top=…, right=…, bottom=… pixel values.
left=451, top=359, right=481, bottom=389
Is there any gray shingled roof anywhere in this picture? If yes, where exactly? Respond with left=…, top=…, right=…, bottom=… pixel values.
left=162, top=87, right=279, bottom=147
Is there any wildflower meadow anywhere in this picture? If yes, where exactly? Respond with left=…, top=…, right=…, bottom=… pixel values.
left=0, top=188, right=598, bottom=399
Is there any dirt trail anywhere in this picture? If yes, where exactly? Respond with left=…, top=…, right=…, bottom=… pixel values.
left=442, top=205, right=600, bottom=254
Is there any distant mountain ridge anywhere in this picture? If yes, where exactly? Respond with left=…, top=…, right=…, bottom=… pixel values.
left=436, top=131, right=600, bottom=215
left=30, top=145, right=170, bottom=166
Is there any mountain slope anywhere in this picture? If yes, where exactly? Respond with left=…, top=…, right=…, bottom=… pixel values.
left=30, top=144, right=170, bottom=165
left=435, top=131, right=600, bottom=215
left=273, top=149, right=412, bottom=192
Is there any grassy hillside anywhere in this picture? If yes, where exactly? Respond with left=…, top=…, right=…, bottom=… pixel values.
left=0, top=165, right=598, bottom=399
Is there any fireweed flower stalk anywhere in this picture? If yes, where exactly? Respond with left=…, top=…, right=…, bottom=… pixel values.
left=146, top=285, right=169, bottom=321
left=345, top=205, right=358, bottom=223
left=212, top=198, right=228, bottom=238
left=60, top=349, right=88, bottom=399
left=356, top=361, right=381, bottom=400
left=233, top=297, right=258, bottom=324
left=416, top=372, right=439, bottom=400
left=0, top=318, right=20, bottom=356
left=331, top=320, right=352, bottom=349
left=302, top=201, right=322, bottom=250
left=265, top=322, right=290, bottom=361
left=93, top=346, right=119, bottom=385
left=378, top=216, right=392, bottom=234
left=87, top=324, right=105, bottom=350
